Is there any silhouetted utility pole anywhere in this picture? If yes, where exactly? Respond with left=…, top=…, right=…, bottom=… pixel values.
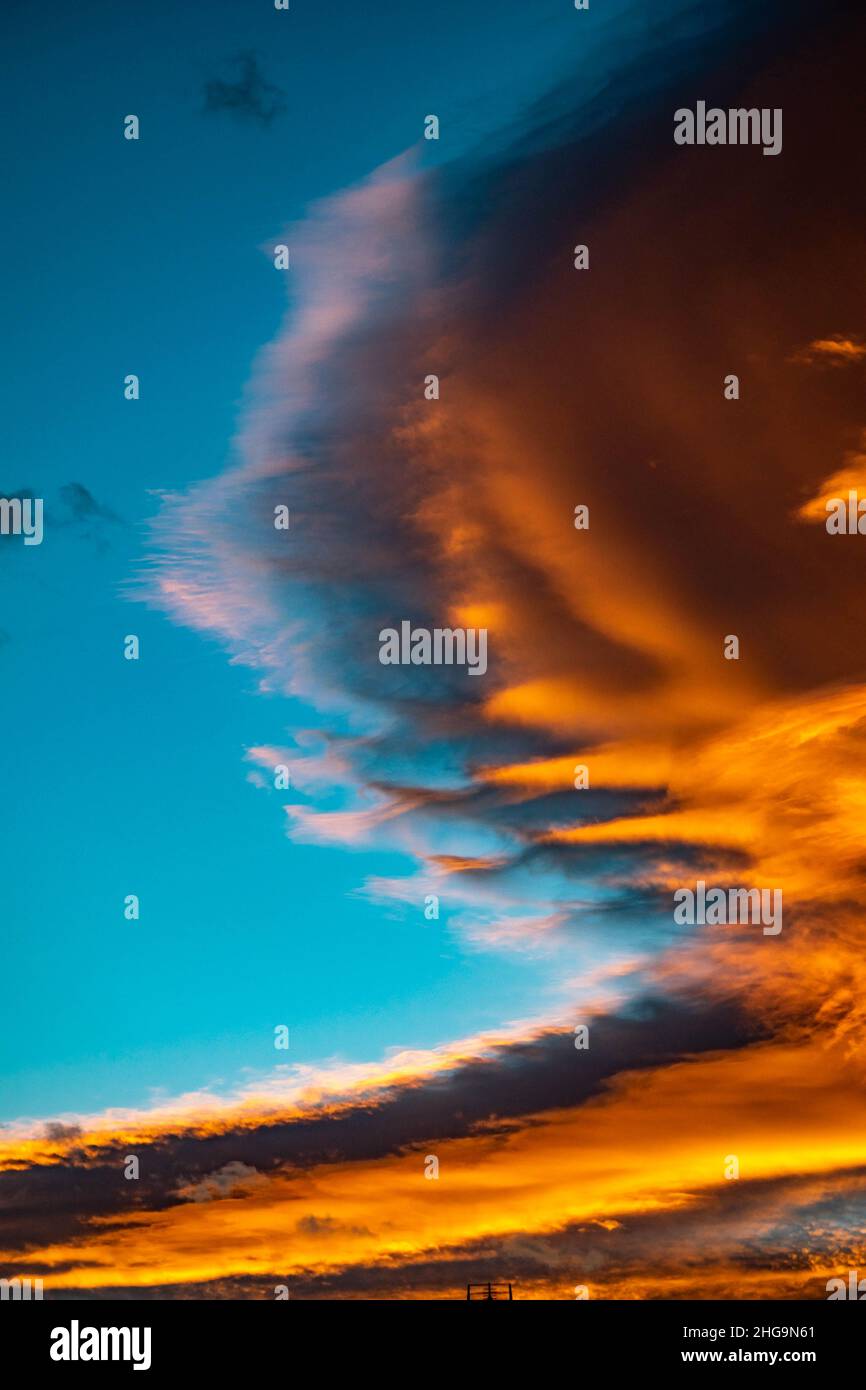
left=465, top=1282, right=514, bottom=1300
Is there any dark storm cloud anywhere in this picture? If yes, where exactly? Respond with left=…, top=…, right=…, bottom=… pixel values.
left=0, top=1159, right=153, bottom=1253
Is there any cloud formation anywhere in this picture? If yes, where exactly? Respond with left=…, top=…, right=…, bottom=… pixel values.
left=203, top=53, right=286, bottom=126
left=7, top=0, right=866, bottom=1298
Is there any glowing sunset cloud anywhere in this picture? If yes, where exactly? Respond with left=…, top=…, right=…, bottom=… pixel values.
left=6, top=0, right=866, bottom=1304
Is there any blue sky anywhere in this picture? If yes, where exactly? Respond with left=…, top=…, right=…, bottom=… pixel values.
left=1, top=0, right=628, bottom=1121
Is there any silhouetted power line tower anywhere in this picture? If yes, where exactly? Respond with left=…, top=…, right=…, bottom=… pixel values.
left=466, top=1282, right=514, bottom=1300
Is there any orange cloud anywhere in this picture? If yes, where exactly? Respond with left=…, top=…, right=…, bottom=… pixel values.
left=790, top=335, right=866, bottom=366
left=10, top=1036, right=866, bottom=1294
left=121, top=6, right=866, bottom=1300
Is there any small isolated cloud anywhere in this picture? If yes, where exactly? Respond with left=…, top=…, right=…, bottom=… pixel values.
left=43, top=1122, right=82, bottom=1142
left=297, top=1214, right=373, bottom=1239
left=790, top=334, right=866, bottom=367
left=794, top=440, right=866, bottom=524
left=173, top=1161, right=267, bottom=1203
left=59, top=482, right=120, bottom=525
left=203, top=53, right=286, bottom=126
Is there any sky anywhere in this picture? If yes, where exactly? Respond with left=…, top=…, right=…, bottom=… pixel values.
left=3, top=0, right=866, bottom=1299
